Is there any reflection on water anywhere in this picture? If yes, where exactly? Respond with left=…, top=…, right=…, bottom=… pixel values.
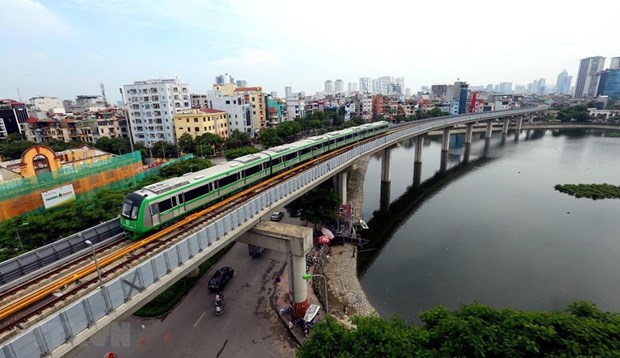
left=358, top=129, right=620, bottom=324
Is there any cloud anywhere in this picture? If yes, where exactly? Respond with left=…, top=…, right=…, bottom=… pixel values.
left=0, top=0, right=70, bottom=36
left=208, top=48, right=279, bottom=69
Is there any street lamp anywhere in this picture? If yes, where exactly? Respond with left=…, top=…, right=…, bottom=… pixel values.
left=15, top=222, right=28, bottom=251
left=85, top=240, right=104, bottom=288
left=302, top=273, right=328, bottom=314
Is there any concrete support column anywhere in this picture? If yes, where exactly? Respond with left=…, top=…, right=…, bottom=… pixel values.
left=502, top=118, right=509, bottom=134
left=482, top=138, right=491, bottom=157
left=442, top=128, right=450, bottom=151
left=529, top=114, right=534, bottom=124
left=414, top=135, right=424, bottom=164
left=381, top=148, right=392, bottom=183
left=290, top=251, right=308, bottom=319
left=526, top=129, right=531, bottom=140
left=516, top=117, right=523, bottom=132
left=463, top=143, right=471, bottom=164
left=486, top=120, right=493, bottom=139
left=465, top=123, right=474, bottom=144
left=440, top=150, right=449, bottom=174
left=335, top=171, right=348, bottom=204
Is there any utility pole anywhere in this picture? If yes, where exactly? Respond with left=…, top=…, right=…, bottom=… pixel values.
left=119, top=88, right=135, bottom=153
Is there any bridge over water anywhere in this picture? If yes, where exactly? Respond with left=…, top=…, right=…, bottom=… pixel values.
left=0, top=107, right=548, bottom=357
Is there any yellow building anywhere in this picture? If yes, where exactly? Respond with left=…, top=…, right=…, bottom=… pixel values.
left=173, top=108, right=229, bottom=141
left=234, top=86, right=266, bottom=131
left=212, top=83, right=237, bottom=96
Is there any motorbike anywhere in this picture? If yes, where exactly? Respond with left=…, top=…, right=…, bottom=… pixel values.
left=215, top=301, right=224, bottom=316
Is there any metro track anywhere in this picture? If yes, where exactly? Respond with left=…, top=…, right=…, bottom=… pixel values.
left=0, top=125, right=411, bottom=339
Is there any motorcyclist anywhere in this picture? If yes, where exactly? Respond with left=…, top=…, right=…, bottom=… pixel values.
left=215, top=292, right=223, bottom=305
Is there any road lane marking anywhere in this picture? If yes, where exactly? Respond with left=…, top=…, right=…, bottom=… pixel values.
left=251, top=275, right=258, bottom=286
left=222, top=317, right=232, bottom=331
left=193, top=312, right=206, bottom=327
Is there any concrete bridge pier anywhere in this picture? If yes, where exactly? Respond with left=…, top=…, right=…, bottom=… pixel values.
left=529, top=114, right=534, bottom=124
left=333, top=171, right=348, bottom=204
left=463, top=143, right=471, bottom=164
left=486, top=120, right=493, bottom=139
left=442, top=128, right=451, bottom=151
left=239, top=222, right=314, bottom=319
left=381, top=147, right=392, bottom=183
left=525, top=129, right=531, bottom=140
left=413, top=162, right=422, bottom=188
left=415, top=135, right=424, bottom=164
left=465, top=123, right=474, bottom=144
left=516, top=117, right=523, bottom=132
left=440, top=150, right=449, bottom=174
left=502, top=118, right=509, bottom=134
left=500, top=133, right=507, bottom=146
left=482, top=137, right=491, bottom=157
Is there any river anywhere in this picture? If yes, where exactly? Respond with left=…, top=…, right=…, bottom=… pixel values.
left=357, top=128, right=620, bottom=324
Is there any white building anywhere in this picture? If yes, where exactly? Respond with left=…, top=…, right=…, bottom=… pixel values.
left=285, top=98, right=305, bottom=120
left=29, top=96, right=64, bottom=114
left=610, top=57, right=620, bottom=70
left=359, top=77, right=371, bottom=94
left=123, top=78, right=190, bottom=145
left=285, top=86, right=292, bottom=98
left=347, top=82, right=357, bottom=93
left=335, top=79, right=344, bottom=94
left=207, top=91, right=252, bottom=135
left=498, top=82, right=512, bottom=94
left=359, top=94, right=373, bottom=121
left=324, top=80, right=335, bottom=95
left=575, top=56, right=606, bottom=98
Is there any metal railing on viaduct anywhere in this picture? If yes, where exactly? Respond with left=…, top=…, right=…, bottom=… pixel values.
left=0, top=106, right=547, bottom=358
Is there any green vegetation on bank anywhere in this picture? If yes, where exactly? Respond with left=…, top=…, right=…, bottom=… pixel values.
left=298, top=301, right=620, bottom=357
left=554, top=183, right=620, bottom=199
left=133, top=243, right=234, bottom=317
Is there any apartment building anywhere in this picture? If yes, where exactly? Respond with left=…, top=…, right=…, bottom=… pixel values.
left=234, top=87, right=265, bottom=135
left=173, top=108, right=229, bottom=141
left=123, top=78, right=190, bottom=145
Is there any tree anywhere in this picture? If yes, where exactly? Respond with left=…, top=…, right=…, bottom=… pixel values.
left=284, top=184, right=341, bottom=230
left=258, top=128, right=283, bottom=148
left=195, top=133, right=224, bottom=156
left=94, top=137, right=131, bottom=155
left=0, top=140, right=35, bottom=159
left=277, top=121, right=302, bottom=142
left=177, top=133, right=195, bottom=154
left=158, top=157, right=212, bottom=178
left=226, top=129, right=252, bottom=149
left=151, top=141, right=178, bottom=159
left=298, top=301, right=620, bottom=357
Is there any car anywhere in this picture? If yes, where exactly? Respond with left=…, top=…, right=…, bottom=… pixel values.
left=270, top=211, right=284, bottom=221
left=208, top=266, right=234, bottom=292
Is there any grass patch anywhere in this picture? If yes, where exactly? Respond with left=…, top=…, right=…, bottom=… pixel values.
left=554, top=183, right=620, bottom=199
left=133, top=242, right=235, bottom=317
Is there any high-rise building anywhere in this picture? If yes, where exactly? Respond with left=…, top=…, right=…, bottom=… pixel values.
left=555, top=70, right=572, bottom=95
left=335, top=79, right=344, bottom=94
left=431, top=84, right=447, bottom=96
left=123, top=78, right=191, bottom=145
left=575, top=56, right=606, bottom=98
left=610, top=57, right=620, bottom=70
left=0, top=99, right=28, bottom=139
left=347, top=82, right=357, bottom=93
left=498, top=82, right=513, bottom=94
left=324, top=80, right=335, bottom=95
left=234, top=86, right=265, bottom=135
left=597, top=69, right=620, bottom=100
left=285, top=86, right=292, bottom=98
left=359, top=77, right=371, bottom=94
left=190, top=94, right=208, bottom=108
left=215, top=73, right=234, bottom=85
left=235, top=80, right=247, bottom=87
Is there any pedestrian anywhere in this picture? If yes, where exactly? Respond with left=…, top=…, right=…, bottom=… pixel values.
left=351, top=247, right=356, bottom=258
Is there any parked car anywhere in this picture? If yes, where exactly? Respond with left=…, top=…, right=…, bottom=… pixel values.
left=270, top=211, right=284, bottom=221
left=208, top=266, right=234, bottom=292
left=248, top=244, right=264, bottom=258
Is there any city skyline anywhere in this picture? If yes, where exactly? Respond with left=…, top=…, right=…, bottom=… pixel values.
left=1, top=0, right=617, bottom=102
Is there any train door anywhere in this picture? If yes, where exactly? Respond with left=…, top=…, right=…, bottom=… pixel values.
left=170, top=196, right=180, bottom=218
left=150, top=203, right=160, bottom=227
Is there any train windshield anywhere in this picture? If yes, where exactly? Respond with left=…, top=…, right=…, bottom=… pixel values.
left=122, top=193, right=144, bottom=220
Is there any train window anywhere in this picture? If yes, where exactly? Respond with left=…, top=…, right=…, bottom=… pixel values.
left=185, top=183, right=211, bottom=201
left=150, top=204, right=160, bottom=215
left=158, top=199, right=173, bottom=212
left=244, top=164, right=261, bottom=176
left=313, top=144, right=322, bottom=151
left=178, top=194, right=184, bottom=204
left=336, top=137, right=345, bottom=142
left=284, top=152, right=297, bottom=161
left=171, top=196, right=177, bottom=207
left=218, top=174, right=237, bottom=187
left=330, top=139, right=337, bottom=145
left=300, top=147, right=311, bottom=155
left=270, top=157, right=282, bottom=166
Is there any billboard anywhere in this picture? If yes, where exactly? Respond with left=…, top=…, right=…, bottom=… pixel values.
left=41, top=184, right=76, bottom=209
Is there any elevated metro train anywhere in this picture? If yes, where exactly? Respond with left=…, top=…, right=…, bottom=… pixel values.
left=120, top=121, right=389, bottom=239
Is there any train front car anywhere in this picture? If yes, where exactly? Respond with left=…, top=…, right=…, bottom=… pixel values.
left=120, top=191, right=147, bottom=239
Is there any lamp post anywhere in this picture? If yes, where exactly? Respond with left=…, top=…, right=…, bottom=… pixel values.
left=302, top=273, right=328, bottom=314
left=15, top=222, right=28, bottom=251
left=85, top=240, right=104, bottom=287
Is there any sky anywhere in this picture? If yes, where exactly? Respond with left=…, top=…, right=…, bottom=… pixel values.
left=1, top=0, right=618, bottom=103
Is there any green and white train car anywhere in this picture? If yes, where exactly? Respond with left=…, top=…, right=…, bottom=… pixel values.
left=120, top=121, right=389, bottom=239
